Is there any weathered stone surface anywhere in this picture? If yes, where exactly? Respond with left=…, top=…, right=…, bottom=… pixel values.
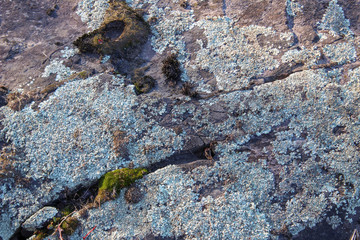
left=22, top=206, right=58, bottom=231
left=1, top=0, right=360, bottom=239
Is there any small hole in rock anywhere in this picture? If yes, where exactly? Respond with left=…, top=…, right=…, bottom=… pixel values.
left=104, top=20, right=125, bottom=40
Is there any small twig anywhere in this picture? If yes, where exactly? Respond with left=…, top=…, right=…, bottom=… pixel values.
left=83, top=226, right=97, bottom=240
left=350, top=229, right=359, bottom=240
left=49, top=210, right=76, bottom=239
left=58, top=225, right=64, bottom=240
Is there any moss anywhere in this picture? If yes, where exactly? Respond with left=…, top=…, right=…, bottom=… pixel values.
left=60, top=205, right=74, bottom=217
left=33, top=230, right=47, bottom=240
left=134, top=76, right=156, bottom=94
left=6, top=92, right=34, bottom=111
left=95, top=168, right=148, bottom=204
left=162, top=53, right=182, bottom=86
left=73, top=1, right=150, bottom=59
left=132, top=68, right=156, bottom=94
left=77, top=70, right=90, bottom=79
left=180, top=1, right=188, bottom=8
left=181, top=82, right=198, bottom=98
left=40, top=80, right=66, bottom=95
left=60, top=217, right=79, bottom=236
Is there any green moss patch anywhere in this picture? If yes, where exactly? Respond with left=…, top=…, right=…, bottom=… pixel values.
left=33, top=230, right=47, bottom=240
left=95, top=168, right=148, bottom=204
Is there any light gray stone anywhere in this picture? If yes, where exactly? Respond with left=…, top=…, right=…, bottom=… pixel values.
left=22, top=207, right=58, bottom=231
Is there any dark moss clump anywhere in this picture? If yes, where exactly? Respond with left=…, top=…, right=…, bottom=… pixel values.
left=134, top=76, right=156, bottom=94
left=6, top=92, right=35, bottom=111
left=0, top=86, right=8, bottom=107
left=73, top=1, right=150, bottom=59
left=132, top=68, right=156, bottom=94
left=162, top=53, right=182, bottom=86
left=181, top=82, right=198, bottom=98
left=95, top=168, right=148, bottom=204
left=180, top=1, right=188, bottom=8
left=60, top=217, right=79, bottom=236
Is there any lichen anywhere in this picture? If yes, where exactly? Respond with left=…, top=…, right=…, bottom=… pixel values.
left=41, top=59, right=75, bottom=82
left=76, top=0, right=109, bottom=30
left=194, top=20, right=282, bottom=90
left=323, top=41, right=357, bottom=64
left=318, top=0, right=353, bottom=37
left=286, top=0, right=303, bottom=17
left=281, top=46, right=321, bottom=67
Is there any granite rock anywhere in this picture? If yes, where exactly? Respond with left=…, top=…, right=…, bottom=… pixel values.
left=1, top=0, right=360, bottom=239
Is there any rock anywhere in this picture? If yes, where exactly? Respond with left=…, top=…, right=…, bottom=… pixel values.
left=1, top=0, right=360, bottom=239
left=22, top=207, right=58, bottom=232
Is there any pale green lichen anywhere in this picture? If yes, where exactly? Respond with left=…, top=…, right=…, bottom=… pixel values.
left=76, top=0, right=109, bottom=30
left=286, top=0, right=303, bottom=17
left=194, top=19, right=282, bottom=90
left=60, top=47, right=78, bottom=59
left=318, top=0, right=353, bottom=37
left=41, top=59, right=75, bottom=81
left=323, top=41, right=357, bottom=64
left=281, top=46, right=321, bottom=67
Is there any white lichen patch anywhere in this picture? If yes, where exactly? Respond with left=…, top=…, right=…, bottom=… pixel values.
left=194, top=19, right=281, bottom=90
left=318, top=0, right=353, bottom=37
left=326, top=215, right=342, bottom=229
left=1, top=75, right=185, bottom=182
left=281, top=47, right=321, bottom=67
left=60, top=47, right=78, bottom=59
left=286, top=0, right=303, bottom=17
left=101, top=55, right=111, bottom=64
left=76, top=0, right=109, bottom=30
left=347, top=67, right=360, bottom=92
left=149, top=8, right=195, bottom=54
left=323, top=41, right=357, bottom=64
left=127, top=0, right=195, bottom=55
left=41, top=59, right=75, bottom=81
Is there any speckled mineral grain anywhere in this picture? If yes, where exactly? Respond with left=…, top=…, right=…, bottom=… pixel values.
left=1, top=0, right=360, bottom=239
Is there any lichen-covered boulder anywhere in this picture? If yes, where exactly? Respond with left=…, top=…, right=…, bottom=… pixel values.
left=2, top=0, right=360, bottom=239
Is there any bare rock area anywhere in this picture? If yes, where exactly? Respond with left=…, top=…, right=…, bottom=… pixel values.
left=1, top=0, right=360, bottom=239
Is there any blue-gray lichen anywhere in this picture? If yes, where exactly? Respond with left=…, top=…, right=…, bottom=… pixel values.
left=323, top=41, right=357, bottom=64
left=318, top=0, right=353, bottom=37
left=76, top=0, right=109, bottom=30
left=2, top=0, right=360, bottom=239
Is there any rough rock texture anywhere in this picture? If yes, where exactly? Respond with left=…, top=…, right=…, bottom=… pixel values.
left=1, top=0, right=360, bottom=239
left=22, top=207, right=58, bottom=232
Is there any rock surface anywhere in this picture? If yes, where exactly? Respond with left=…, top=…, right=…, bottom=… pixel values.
left=1, top=0, right=360, bottom=239
left=22, top=207, right=58, bottom=232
